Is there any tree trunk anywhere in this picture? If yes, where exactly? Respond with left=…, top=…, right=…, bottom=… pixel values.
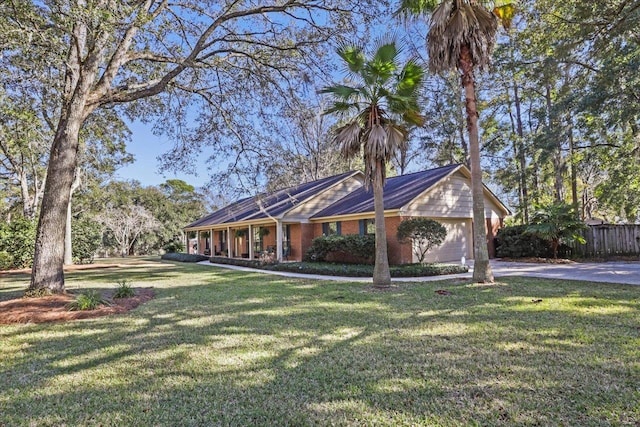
left=459, top=44, right=493, bottom=283
left=30, top=113, right=84, bottom=292
left=545, top=84, right=564, bottom=202
left=64, top=199, right=73, bottom=265
left=64, top=172, right=81, bottom=265
left=513, top=83, right=529, bottom=223
left=568, top=121, right=579, bottom=217
left=372, top=161, right=391, bottom=287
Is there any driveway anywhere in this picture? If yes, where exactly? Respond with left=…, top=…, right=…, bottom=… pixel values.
left=489, top=260, right=640, bottom=286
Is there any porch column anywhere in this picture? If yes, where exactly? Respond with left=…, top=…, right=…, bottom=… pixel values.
left=276, top=220, right=283, bottom=262
left=227, top=226, right=232, bottom=257
left=184, top=231, right=188, bottom=254
left=248, top=224, right=254, bottom=259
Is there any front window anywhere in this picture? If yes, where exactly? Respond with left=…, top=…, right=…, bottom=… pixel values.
left=359, top=219, right=375, bottom=235
left=322, top=221, right=341, bottom=236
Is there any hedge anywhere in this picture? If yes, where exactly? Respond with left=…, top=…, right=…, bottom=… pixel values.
left=304, top=234, right=375, bottom=264
left=208, top=257, right=468, bottom=278
left=161, top=252, right=209, bottom=262
left=495, top=225, right=572, bottom=258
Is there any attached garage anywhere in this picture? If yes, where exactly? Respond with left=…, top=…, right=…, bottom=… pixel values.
left=418, top=219, right=472, bottom=263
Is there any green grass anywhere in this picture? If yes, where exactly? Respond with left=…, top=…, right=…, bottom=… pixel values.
left=1, top=258, right=639, bottom=426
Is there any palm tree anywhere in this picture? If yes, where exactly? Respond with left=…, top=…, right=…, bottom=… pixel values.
left=399, top=0, right=514, bottom=282
left=320, top=39, right=425, bottom=287
left=527, top=202, right=586, bottom=259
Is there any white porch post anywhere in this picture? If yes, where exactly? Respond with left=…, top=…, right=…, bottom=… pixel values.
left=276, top=221, right=283, bottom=262
left=184, top=231, right=188, bottom=254
left=227, top=226, right=232, bottom=257
left=248, top=225, right=254, bottom=259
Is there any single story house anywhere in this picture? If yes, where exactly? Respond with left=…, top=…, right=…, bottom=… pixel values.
left=184, top=164, right=510, bottom=264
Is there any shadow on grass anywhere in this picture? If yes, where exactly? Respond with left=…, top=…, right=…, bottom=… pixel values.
left=1, top=261, right=639, bottom=425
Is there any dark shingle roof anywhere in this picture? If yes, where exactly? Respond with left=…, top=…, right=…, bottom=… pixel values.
left=185, top=171, right=358, bottom=228
left=311, top=164, right=461, bottom=218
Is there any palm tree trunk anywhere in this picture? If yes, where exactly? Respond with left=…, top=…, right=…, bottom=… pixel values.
left=459, top=44, right=493, bottom=283
left=372, top=162, right=391, bottom=287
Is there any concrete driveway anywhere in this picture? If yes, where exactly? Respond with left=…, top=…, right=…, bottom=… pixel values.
left=489, top=260, right=640, bottom=286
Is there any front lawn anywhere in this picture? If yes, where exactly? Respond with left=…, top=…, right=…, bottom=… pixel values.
left=1, top=259, right=638, bottom=426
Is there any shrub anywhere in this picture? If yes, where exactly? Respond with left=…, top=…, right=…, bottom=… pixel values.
left=113, top=280, right=135, bottom=298
left=304, top=234, right=376, bottom=264
left=269, top=262, right=468, bottom=277
left=67, top=291, right=109, bottom=311
left=396, top=218, right=447, bottom=264
left=209, top=256, right=265, bottom=268
left=495, top=225, right=553, bottom=258
left=163, top=240, right=184, bottom=253
left=0, top=217, right=36, bottom=269
left=527, top=202, right=586, bottom=258
left=0, top=251, right=14, bottom=270
left=161, top=252, right=209, bottom=262
left=72, top=217, right=102, bottom=264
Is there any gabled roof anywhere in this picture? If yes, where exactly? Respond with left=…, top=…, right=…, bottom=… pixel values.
left=185, top=171, right=359, bottom=229
left=311, top=164, right=462, bottom=218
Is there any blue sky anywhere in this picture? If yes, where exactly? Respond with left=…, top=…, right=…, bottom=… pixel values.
left=116, top=120, right=210, bottom=188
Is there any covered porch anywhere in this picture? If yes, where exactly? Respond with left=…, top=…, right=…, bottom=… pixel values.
left=188, top=221, right=295, bottom=261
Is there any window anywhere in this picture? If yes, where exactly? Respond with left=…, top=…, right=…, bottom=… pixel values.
left=218, top=231, right=227, bottom=253
left=322, top=221, right=341, bottom=236
left=359, top=219, right=375, bottom=235
left=253, top=227, right=263, bottom=253
left=283, top=224, right=291, bottom=258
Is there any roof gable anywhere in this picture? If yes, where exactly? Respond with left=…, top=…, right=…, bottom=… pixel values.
left=311, top=164, right=461, bottom=218
left=185, top=171, right=360, bottom=228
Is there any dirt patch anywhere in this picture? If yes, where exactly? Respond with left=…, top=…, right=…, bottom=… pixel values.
left=0, top=288, right=155, bottom=324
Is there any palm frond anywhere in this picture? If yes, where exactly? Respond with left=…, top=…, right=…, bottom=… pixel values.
left=323, top=101, right=360, bottom=116
left=394, top=0, right=440, bottom=19
left=336, top=43, right=365, bottom=74
left=318, top=84, right=361, bottom=101
left=385, top=123, right=409, bottom=153
left=402, top=109, right=426, bottom=127
left=427, top=0, right=498, bottom=73
left=334, top=120, right=363, bottom=159
left=396, top=59, right=424, bottom=97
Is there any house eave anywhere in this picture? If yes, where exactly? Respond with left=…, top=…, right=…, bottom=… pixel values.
left=310, top=209, right=402, bottom=223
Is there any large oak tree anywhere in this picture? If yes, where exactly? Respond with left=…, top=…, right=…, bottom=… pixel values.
left=1, top=0, right=376, bottom=293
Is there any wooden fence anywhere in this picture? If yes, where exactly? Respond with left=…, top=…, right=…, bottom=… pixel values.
left=571, top=225, right=640, bottom=257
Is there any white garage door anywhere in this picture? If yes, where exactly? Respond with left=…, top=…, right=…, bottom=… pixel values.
left=416, top=219, right=471, bottom=263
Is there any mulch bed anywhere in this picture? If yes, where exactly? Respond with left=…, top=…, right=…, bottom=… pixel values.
left=0, top=288, right=155, bottom=325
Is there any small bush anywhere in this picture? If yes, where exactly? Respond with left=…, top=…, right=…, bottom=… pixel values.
left=0, top=251, right=14, bottom=270
left=67, top=291, right=109, bottom=311
left=113, top=280, right=135, bottom=298
left=72, top=217, right=102, bottom=264
left=304, top=234, right=375, bottom=263
left=396, top=218, right=447, bottom=264
left=161, top=252, right=208, bottom=262
left=0, top=217, right=36, bottom=269
left=163, top=241, right=184, bottom=253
